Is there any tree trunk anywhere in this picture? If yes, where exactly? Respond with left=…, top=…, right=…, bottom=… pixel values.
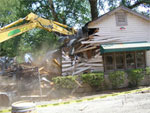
left=89, top=0, right=98, bottom=20
left=49, top=0, right=58, bottom=21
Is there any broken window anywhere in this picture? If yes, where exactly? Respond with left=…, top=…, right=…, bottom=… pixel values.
left=88, top=28, right=99, bottom=36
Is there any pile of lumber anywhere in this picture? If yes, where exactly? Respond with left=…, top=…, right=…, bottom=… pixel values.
left=61, top=26, right=122, bottom=76
left=61, top=28, right=104, bottom=76
left=62, top=53, right=103, bottom=76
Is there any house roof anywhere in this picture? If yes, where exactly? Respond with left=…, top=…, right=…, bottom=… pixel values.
left=87, top=5, right=150, bottom=27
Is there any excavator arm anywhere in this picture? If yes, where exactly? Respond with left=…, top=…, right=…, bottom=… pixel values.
left=0, top=13, right=76, bottom=43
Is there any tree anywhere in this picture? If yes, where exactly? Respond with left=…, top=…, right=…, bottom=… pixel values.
left=49, top=0, right=59, bottom=21
left=89, top=0, right=150, bottom=20
left=89, top=0, right=98, bottom=20
left=0, top=0, right=22, bottom=57
left=0, top=0, right=90, bottom=57
left=1, top=0, right=150, bottom=57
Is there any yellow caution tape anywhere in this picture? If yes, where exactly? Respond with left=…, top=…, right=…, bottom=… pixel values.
left=1, top=87, right=150, bottom=113
left=0, top=109, right=11, bottom=113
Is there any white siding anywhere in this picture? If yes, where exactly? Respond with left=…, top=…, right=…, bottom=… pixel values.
left=148, top=22, right=150, bottom=42
left=89, top=10, right=150, bottom=43
left=88, top=10, right=150, bottom=67
left=146, top=23, right=150, bottom=67
left=146, top=51, right=150, bottom=67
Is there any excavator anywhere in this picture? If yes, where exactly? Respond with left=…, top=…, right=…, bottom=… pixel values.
left=0, top=12, right=79, bottom=73
left=0, top=13, right=81, bottom=106
left=0, top=12, right=76, bottom=43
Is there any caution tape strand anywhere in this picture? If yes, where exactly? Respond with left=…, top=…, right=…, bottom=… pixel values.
left=1, top=87, right=150, bottom=113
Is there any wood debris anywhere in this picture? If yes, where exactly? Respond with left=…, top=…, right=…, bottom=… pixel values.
left=61, top=25, right=122, bottom=76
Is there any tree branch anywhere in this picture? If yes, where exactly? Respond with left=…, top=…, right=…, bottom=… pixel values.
left=49, top=0, right=58, bottom=21
left=128, top=0, right=150, bottom=9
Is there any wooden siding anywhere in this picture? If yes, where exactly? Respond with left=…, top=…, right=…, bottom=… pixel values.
left=88, top=10, right=150, bottom=43
left=62, top=9, right=150, bottom=75
left=149, top=22, right=150, bottom=41
left=62, top=52, right=104, bottom=76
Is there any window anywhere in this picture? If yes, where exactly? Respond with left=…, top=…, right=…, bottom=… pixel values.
left=103, top=51, right=145, bottom=72
left=104, top=53, right=114, bottom=71
left=126, top=52, right=135, bottom=69
left=116, top=53, right=124, bottom=69
left=136, top=51, right=145, bottom=68
left=115, top=12, right=127, bottom=26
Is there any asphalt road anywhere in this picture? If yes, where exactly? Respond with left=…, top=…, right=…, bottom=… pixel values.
left=37, top=92, right=150, bottom=113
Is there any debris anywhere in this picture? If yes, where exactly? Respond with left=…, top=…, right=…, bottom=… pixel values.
left=60, top=26, right=102, bottom=75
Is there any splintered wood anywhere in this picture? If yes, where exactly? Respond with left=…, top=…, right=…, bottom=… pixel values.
left=61, top=27, right=121, bottom=76
left=62, top=29, right=103, bottom=76
left=62, top=52, right=104, bottom=76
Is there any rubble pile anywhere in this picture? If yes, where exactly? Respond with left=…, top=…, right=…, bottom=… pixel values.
left=62, top=27, right=103, bottom=76
left=61, top=23, right=121, bottom=76
left=0, top=55, right=60, bottom=99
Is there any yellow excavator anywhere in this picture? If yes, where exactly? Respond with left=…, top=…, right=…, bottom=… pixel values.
left=0, top=13, right=79, bottom=106
left=0, top=12, right=76, bottom=43
left=0, top=12, right=78, bottom=71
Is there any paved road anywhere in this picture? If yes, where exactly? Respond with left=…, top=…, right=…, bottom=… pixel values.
left=37, top=92, right=150, bottom=113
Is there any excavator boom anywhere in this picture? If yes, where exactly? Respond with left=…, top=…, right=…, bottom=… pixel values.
left=0, top=13, right=76, bottom=43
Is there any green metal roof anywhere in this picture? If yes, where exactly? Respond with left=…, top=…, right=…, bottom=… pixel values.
left=100, top=42, right=150, bottom=54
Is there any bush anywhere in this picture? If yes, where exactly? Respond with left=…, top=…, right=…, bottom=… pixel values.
left=127, top=69, right=144, bottom=87
left=81, top=72, right=104, bottom=88
left=145, top=67, right=150, bottom=76
left=52, top=76, right=78, bottom=89
left=108, top=71, right=125, bottom=89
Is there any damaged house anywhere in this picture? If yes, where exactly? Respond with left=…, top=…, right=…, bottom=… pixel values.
left=62, top=6, right=150, bottom=75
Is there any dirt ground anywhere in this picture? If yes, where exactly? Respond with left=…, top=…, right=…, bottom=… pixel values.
left=36, top=89, right=150, bottom=113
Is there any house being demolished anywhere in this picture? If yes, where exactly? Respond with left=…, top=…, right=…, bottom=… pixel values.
left=2, top=5, right=150, bottom=77
left=61, top=24, right=103, bottom=76
left=62, top=5, right=150, bottom=76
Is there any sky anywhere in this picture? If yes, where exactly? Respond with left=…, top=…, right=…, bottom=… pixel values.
left=99, top=1, right=150, bottom=16
left=138, top=6, right=150, bottom=12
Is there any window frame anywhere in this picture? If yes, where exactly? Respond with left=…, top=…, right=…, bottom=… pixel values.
left=103, top=51, right=146, bottom=72
left=103, top=53, right=115, bottom=72
left=115, top=52, right=125, bottom=70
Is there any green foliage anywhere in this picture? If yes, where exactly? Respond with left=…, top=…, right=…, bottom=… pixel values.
left=81, top=72, right=104, bottom=88
left=52, top=76, right=78, bottom=89
left=0, top=0, right=32, bottom=57
left=0, top=0, right=20, bottom=24
left=0, top=0, right=90, bottom=57
left=108, top=71, right=125, bottom=89
left=127, top=69, right=144, bottom=87
left=99, top=0, right=150, bottom=16
left=145, top=67, right=150, bottom=75
left=53, top=0, right=91, bottom=26
left=1, top=0, right=150, bottom=58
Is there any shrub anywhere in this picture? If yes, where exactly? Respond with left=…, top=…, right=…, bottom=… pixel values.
left=52, top=76, right=78, bottom=89
left=108, top=71, right=125, bottom=89
left=81, top=72, right=104, bottom=88
left=145, top=67, right=150, bottom=76
left=127, top=69, right=144, bottom=87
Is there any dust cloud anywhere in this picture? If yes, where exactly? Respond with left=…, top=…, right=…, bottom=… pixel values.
left=0, top=43, right=63, bottom=107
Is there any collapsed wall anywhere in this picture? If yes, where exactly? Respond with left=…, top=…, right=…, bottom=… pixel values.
left=61, top=26, right=104, bottom=76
